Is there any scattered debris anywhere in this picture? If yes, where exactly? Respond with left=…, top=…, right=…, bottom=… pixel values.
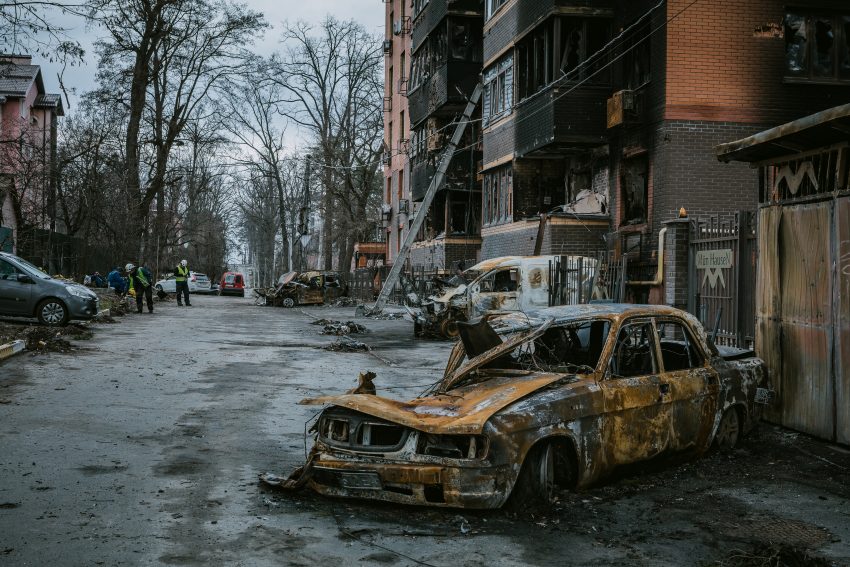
left=331, top=297, right=359, bottom=308
left=346, top=371, right=376, bottom=395
left=311, top=318, right=339, bottom=326
left=320, top=321, right=367, bottom=336
left=321, top=340, right=370, bottom=352
left=714, top=544, right=834, bottom=567
left=362, top=311, right=405, bottom=321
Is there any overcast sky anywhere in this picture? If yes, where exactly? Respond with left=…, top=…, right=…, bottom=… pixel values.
left=39, top=0, right=385, bottom=112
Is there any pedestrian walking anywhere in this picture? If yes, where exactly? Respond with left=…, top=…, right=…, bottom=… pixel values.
left=175, top=259, right=192, bottom=306
left=126, top=263, right=154, bottom=314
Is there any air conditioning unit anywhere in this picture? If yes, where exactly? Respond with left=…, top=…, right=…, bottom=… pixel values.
left=382, top=40, right=392, bottom=55
left=392, top=19, right=403, bottom=36
left=383, top=96, right=392, bottom=113
left=398, top=199, right=410, bottom=215
left=398, top=77, right=409, bottom=96
left=398, top=138, right=410, bottom=155
left=393, top=17, right=411, bottom=36
left=382, top=151, right=392, bottom=165
left=607, top=90, right=636, bottom=129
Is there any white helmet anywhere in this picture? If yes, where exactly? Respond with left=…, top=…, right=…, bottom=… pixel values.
left=181, top=259, right=188, bottom=266
left=125, top=263, right=135, bottom=271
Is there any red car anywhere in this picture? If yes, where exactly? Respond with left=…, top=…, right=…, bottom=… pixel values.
left=219, top=272, right=246, bottom=297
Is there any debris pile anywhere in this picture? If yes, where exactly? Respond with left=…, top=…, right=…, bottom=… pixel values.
left=362, top=311, right=405, bottom=321
left=319, top=321, right=368, bottom=336
left=331, top=297, right=359, bottom=308
left=322, top=340, right=370, bottom=352
left=22, top=327, right=77, bottom=352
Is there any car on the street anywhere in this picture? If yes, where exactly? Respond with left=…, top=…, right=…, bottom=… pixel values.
left=219, top=272, right=246, bottom=297
left=0, top=251, right=99, bottom=325
left=154, top=271, right=212, bottom=294
left=287, top=304, right=773, bottom=509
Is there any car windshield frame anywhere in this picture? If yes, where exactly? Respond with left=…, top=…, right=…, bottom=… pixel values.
left=8, top=254, right=51, bottom=280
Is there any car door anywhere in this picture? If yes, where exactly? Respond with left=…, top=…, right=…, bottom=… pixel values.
left=469, top=268, right=520, bottom=316
left=600, top=318, right=673, bottom=466
left=655, top=317, right=719, bottom=452
left=0, top=259, right=32, bottom=316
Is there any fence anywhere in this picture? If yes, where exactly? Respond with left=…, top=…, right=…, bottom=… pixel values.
left=548, top=255, right=601, bottom=306
left=688, top=211, right=756, bottom=348
left=348, top=259, right=477, bottom=305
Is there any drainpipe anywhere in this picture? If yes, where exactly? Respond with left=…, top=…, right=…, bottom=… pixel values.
left=627, top=227, right=667, bottom=286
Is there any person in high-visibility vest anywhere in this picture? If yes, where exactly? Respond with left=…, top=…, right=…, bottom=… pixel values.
left=126, top=263, right=154, bottom=314
left=174, top=259, right=192, bottom=307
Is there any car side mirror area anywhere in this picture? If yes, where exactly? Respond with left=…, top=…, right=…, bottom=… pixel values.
left=17, top=274, right=34, bottom=284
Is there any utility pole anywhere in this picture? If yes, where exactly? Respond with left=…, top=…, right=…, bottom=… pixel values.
left=370, top=83, right=482, bottom=314
left=298, top=155, right=312, bottom=272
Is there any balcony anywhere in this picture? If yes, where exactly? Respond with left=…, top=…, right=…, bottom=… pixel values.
left=410, top=147, right=479, bottom=201
left=408, top=61, right=481, bottom=126
left=412, top=0, right=483, bottom=51
left=483, top=84, right=608, bottom=164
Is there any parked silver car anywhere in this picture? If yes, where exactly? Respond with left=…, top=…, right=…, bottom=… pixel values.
left=154, top=271, right=212, bottom=294
left=0, top=252, right=99, bottom=325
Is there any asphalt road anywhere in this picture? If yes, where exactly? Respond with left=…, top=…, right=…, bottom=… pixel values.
left=1, top=295, right=848, bottom=566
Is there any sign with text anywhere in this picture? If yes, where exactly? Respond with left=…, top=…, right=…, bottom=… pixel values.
left=697, top=249, right=733, bottom=289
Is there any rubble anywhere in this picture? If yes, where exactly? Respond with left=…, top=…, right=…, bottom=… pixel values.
left=321, top=340, right=370, bottom=352
left=319, top=321, right=368, bottom=336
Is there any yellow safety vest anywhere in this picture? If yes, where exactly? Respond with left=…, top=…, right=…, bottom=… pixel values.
left=176, top=265, right=189, bottom=282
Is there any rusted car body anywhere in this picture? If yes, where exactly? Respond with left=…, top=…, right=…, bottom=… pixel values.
left=293, top=304, right=772, bottom=509
left=257, top=271, right=347, bottom=307
left=414, top=255, right=596, bottom=338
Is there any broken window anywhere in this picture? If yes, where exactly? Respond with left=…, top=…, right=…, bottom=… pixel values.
left=515, top=16, right=610, bottom=102
left=482, top=54, right=513, bottom=125
left=623, top=17, right=651, bottom=89
left=412, top=0, right=429, bottom=20
left=656, top=319, right=705, bottom=372
left=484, top=0, right=507, bottom=21
left=785, top=11, right=850, bottom=83
left=531, top=319, right=611, bottom=373
left=482, top=165, right=512, bottom=226
left=620, top=155, right=648, bottom=226
left=449, top=21, right=482, bottom=62
left=610, top=321, right=657, bottom=378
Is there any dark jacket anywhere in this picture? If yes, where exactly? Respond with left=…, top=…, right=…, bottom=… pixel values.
left=108, top=269, right=126, bottom=293
left=128, top=266, right=153, bottom=290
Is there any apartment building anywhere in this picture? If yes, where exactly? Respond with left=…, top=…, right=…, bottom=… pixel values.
left=385, top=0, right=850, bottom=292
left=382, top=0, right=413, bottom=265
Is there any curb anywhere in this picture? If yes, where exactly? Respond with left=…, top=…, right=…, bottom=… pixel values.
left=0, top=340, right=26, bottom=362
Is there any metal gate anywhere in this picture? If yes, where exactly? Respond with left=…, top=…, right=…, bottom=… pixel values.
left=688, top=211, right=757, bottom=348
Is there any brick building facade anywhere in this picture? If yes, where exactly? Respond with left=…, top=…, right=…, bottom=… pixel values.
left=385, top=0, right=850, bottom=297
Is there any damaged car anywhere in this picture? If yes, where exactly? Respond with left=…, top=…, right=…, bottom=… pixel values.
left=269, top=304, right=773, bottom=509
left=413, top=255, right=597, bottom=339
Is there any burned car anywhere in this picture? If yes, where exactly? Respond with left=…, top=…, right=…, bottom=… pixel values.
left=256, top=271, right=347, bottom=308
left=413, top=255, right=596, bottom=339
left=272, top=304, right=772, bottom=509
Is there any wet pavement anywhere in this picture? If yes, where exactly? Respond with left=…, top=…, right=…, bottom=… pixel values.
left=0, top=295, right=848, bottom=566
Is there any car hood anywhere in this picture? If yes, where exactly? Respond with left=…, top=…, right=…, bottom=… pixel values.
left=300, top=372, right=565, bottom=435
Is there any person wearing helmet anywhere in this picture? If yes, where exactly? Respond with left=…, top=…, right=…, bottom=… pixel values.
left=174, top=259, right=191, bottom=307
left=126, top=263, right=154, bottom=314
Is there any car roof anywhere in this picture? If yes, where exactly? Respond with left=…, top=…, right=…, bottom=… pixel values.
left=493, top=303, right=697, bottom=330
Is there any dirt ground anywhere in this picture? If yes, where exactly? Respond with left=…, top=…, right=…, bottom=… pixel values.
left=0, top=297, right=847, bottom=566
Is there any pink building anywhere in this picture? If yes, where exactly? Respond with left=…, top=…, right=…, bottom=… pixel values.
left=0, top=54, right=64, bottom=254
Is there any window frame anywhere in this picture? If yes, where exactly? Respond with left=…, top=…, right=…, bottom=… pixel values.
left=784, top=10, right=850, bottom=85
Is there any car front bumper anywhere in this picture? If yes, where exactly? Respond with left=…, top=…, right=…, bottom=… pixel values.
left=308, top=452, right=511, bottom=509
left=67, top=295, right=99, bottom=320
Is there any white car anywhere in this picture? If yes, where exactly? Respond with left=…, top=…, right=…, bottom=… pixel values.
left=154, top=271, right=212, bottom=294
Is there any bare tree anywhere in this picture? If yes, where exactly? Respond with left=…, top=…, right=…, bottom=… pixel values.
left=91, top=0, right=265, bottom=260
left=0, top=1, right=85, bottom=78
left=273, top=17, right=383, bottom=271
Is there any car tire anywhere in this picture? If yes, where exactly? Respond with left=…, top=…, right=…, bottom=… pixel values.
left=36, top=298, right=69, bottom=326
left=282, top=297, right=296, bottom=308
left=715, top=407, right=741, bottom=452
left=508, top=439, right=576, bottom=510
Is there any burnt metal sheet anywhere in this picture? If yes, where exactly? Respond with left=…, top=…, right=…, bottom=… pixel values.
left=300, top=372, right=566, bottom=435
left=756, top=206, right=782, bottom=424
left=716, top=103, right=850, bottom=164
left=836, top=198, right=850, bottom=445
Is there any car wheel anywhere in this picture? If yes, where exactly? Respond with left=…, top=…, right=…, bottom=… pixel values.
left=36, top=298, right=68, bottom=326
left=440, top=318, right=460, bottom=339
left=715, top=407, right=741, bottom=451
left=281, top=297, right=296, bottom=308
left=508, top=440, right=576, bottom=510
left=155, top=284, right=163, bottom=292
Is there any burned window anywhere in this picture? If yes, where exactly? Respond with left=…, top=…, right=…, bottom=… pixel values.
left=412, top=0, right=429, bottom=20
left=479, top=268, right=518, bottom=293
left=482, top=165, right=512, bottom=226
left=610, top=321, right=657, bottom=378
left=623, top=17, right=651, bottom=89
left=532, top=320, right=611, bottom=373
left=620, top=155, right=648, bottom=226
left=516, top=16, right=610, bottom=102
left=785, top=11, right=850, bottom=83
left=656, top=320, right=705, bottom=372
left=482, top=55, right=513, bottom=125
left=409, top=25, right=447, bottom=92
left=449, top=20, right=482, bottom=62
